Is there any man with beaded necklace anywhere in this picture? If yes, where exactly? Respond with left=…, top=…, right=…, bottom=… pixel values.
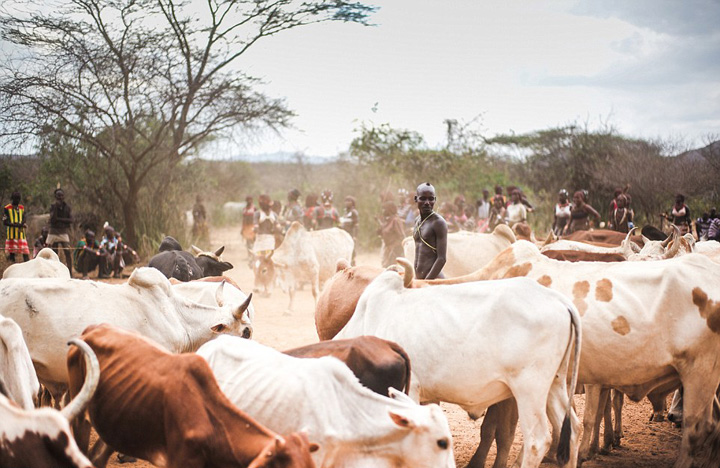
left=412, top=182, right=447, bottom=279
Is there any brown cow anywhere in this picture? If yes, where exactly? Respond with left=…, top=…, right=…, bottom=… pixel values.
left=284, top=336, right=411, bottom=396
left=67, top=324, right=318, bottom=468
left=564, top=229, right=642, bottom=246
left=314, top=260, right=384, bottom=340
left=541, top=250, right=627, bottom=263
left=1, top=339, right=98, bottom=468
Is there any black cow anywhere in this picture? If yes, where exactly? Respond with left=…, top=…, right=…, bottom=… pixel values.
left=149, top=237, right=232, bottom=282
left=191, top=245, right=233, bottom=277
left=148, top=250, right=203, bottom=282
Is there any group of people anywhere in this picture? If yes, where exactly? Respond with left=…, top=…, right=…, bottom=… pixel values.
left=552, top=189, right=605, bottom=236
left=694, top=207, right=720, bottom=241
left=3, top=188, right=137, bottom=279
left=240, top=188, right=360, bottom=264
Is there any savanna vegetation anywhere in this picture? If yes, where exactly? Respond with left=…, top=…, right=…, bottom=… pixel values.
left=1, top=1, right=718, bottom=258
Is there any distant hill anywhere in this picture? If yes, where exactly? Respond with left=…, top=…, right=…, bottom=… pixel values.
left=676, top=140, right=720, bottom=163
left=229, top=151, right=337, bottom=165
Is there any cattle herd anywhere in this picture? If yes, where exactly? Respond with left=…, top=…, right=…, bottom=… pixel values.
left=1, top=222, right=720, bottom=468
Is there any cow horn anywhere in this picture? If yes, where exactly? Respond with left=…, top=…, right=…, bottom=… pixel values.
left=215, top=280, right=226, bottom=307
left=248, top=436, right=285, bottom=468
left=233, top=293, right=253, bottom=320
left=61, top=339, right=100, bottom=422
left=621, top=227, right=641, bottom=255
left=395, top=257, right=414, bottom=288
left=663, top=236, right=682, bottom=259
left=274, top=435, right=286, bottom=451
left=662, top=225, right=679, bottom=248
left=191, top=245, right=203, bottom=255
left=214, top=246, right=225, bottom=257
left=542, top=231, right=556, bottom=247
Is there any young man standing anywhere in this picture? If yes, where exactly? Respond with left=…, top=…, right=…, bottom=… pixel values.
left=47, top=188, right=73, bottom=270
left=412, top=182, right=447, bottom=279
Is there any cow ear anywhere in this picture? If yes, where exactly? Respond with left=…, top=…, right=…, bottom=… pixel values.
left=215, top=281, right=226, bottom=307
left=210, top=323, right=226, bottom=334
left=220, top=261, right=233, bottom=271
left=388, top=387, right=415, bottom=404
left=388, top=408, right=416, bottom=429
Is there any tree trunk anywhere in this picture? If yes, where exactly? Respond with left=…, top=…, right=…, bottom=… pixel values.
left=122, top=181, right=139, bottom=250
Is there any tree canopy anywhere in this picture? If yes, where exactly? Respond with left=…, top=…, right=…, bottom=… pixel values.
left=0, top=0, right=376, bottom=245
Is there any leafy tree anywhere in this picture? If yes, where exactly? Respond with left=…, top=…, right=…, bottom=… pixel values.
left=348, top=120, right=503, bottom=200
left=0, top=0, right=375, bottom=246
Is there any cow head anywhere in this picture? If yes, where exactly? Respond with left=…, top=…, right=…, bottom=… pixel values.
left=172, top=253, right=194, bottom=281
left=630, top=225, right=684, bottom=261
left=252, top=251, right=276, bottom=295
left=211, top=284, right=253, bottom=339
left=192, top=245, right=234, bottom=277
left=386, top=389, right=455, bottom=468
left=248, top=433, right=319, bottom=468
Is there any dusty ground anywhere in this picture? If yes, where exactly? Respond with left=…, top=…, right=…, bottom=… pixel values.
left=99, top=225, right=681, bottom=468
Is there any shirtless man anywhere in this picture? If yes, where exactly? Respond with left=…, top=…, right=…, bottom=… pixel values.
left=412, top=182, right=447, bottom=279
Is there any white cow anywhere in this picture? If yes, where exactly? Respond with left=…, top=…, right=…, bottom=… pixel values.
left=197, top=335, right=455, bottom=468
left=270, top=222, right=354, bottom=312
left=336, top=264, right=582, bottom=468
left=2, top=247, right=71, bottom=279
left=0, top=316, right=39, bottom=410
left=171, top=277, right=255, bottom=323
left=446, top=241, right=720, bottom=467
left=694, top=240, right=720, bottom=255
left=402, top=224, right=516, bottom=277
left=0, top=267, right=252, bottom=399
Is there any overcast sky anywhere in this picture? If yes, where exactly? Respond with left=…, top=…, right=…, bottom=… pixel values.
left=218, top=0, right=719, bottom=159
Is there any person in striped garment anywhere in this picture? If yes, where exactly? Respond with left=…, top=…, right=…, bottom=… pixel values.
left=3, top=191, right=30, bottom=263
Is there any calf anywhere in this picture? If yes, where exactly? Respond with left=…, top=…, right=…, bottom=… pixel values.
left=0, top=339, right=98, bottom=468
left=67, top=324, right=317, bottom=468
left=284, top=335, right=411, bottom=396
left=252, top=251, right=276, bottom=297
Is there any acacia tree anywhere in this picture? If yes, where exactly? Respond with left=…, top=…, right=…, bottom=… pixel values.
left=0, top=0, right=375, bottom=246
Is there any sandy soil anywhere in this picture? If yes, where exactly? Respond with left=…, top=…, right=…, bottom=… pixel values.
left=100, top=225, right=681, bottom=468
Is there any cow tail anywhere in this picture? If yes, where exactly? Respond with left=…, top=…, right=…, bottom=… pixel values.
left=557, top=302, right=582, bottom=466
left=391, top=341, right=413, bottom=395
